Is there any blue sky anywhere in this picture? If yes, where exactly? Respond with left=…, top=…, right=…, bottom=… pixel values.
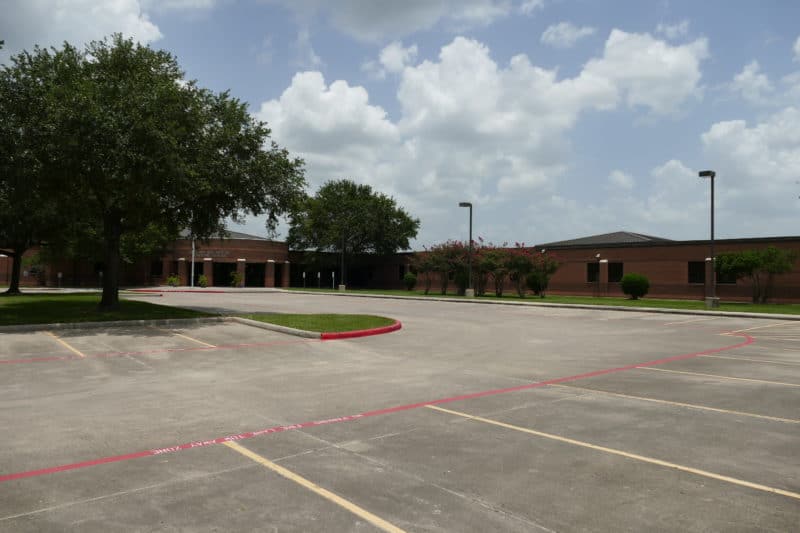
left=2, top=0, right=799, bottom=248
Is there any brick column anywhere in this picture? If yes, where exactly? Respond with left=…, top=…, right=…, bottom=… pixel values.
left=282, top=261, right=290, bottom=288
left=236, top=258, right=246, bottom=288
left=177, top=258, right=187, bottom=286
left=599, top=259, right=609, bottom=295
left=265, top=260, right=275, bottom=288
left=203, top=258, right=213, bottom=286
left=704, top=257, right=714, bottom=298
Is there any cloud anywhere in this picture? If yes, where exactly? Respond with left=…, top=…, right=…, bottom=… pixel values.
left=362, top=41, right=418, bottom=80
left=608, top=170, right=634, bottom=190
left=700, top=107, right=800, bottom=231
left=141, top=0, right=216, bottom=11
left=729, top=60, right=773, bottom=105
left=541, top=22, right=596, bottom=48
left=277, top=0, right=512, bottom=42
left=0, top=0, right=162, bottom=62
left=794, top=35, right=800, bottom=61
left=655, top=20, right=690, bottom=40
left=292, top=28, right=323, bottom=68
left=582, top=29, right=709, bottom=114
left=519, top=0, right=544, bottom=15
left=258, top=32, right=714, bottom=244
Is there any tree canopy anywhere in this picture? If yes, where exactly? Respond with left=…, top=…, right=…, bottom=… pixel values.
left=0, top=35, right=306, bottom=307
left=716, top=246, right=798, bottom=303
left=288, top=179, right=419, bottom=284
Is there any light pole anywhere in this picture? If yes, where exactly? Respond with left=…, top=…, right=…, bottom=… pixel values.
left=698, top=170, right=718, bottom=308
left=458, top=202, right=474, bottom=297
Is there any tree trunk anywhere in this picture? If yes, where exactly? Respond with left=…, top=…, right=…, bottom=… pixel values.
left=99, top=216, right=122, bottom=311
left=4, top=250, right=24, bottom=295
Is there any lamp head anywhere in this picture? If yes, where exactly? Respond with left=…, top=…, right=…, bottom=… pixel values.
left=698, top=170, right=716, bottom=178
left=458, top=202, right=472, bottom=208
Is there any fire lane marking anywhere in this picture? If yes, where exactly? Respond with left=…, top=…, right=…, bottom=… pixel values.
left=550, top=384, right=799, bottom=424
left=639, top=367, right=800, bottom=387
left=699, top=354, right=800, bottom=367
left=223, top=441, right=407, bottom=533
left=732, top=322, right=797, bottom=333
left=43, top=331, right=86, bottom=358
left=425, top=405, right=800, bottom=502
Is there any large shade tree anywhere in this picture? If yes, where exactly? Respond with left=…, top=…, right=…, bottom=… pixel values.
left=288, top=179, right=419, bottom=284
left=2, top=35, right=306, bottom=308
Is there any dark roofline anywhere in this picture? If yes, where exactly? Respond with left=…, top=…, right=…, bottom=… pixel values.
left=537, top=235, right=800, bottom=250
left=177, top=229, right=272, bottom=242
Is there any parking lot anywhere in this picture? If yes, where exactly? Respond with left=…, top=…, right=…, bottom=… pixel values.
left=1, top=292, right=798, bottom=531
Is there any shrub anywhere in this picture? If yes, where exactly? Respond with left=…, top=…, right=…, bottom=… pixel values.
left=197, top=274, right=208, bottom=288
left=526, top=271, right=548, bottom=297
left=166, top=274, right=180, bottom=287
left=621, top=273, right=649, bottom=299
left=230, top=271, right=243, bottom=288
left=402, top=271, right=417, bottom=291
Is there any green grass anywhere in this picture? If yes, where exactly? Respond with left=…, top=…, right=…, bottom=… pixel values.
left=287, top=287, right=800, bottom=315
left=0, top=293, right=211, bottom=326
left=243, top=313, right=395, bottom=332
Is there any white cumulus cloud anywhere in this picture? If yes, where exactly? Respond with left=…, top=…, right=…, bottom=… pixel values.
left=0, top=0, right=162, bottom=61
left=794, top=35, right=800, bottom=61
left=655, top=20, right=690, bottom=40
left=541, top=22, right=596, bottom=49
left=519, top=0, right=544, bottom=15
left=608, top=170, right=635, bottom=189
left=730, top=60, right=773, bottom=105
left=362, top=41, right=419, bottom=79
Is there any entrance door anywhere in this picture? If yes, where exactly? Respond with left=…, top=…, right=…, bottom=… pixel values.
left=274, top=262, right=283, bottom=288
left=245, top=263, right=266, bottom=287
left=212, top=262, right=237, bottom=287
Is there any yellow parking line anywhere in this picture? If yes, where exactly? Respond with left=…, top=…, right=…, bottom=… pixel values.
left=639, top=367, right=800, bottom=387
left=44, top=331, right=86, bottom=358
left=425, top=405, right=800, bottom=501
left=732, top=322, right=796, bottom=333
left=151, top=327, right=216, bottom=348
left=663, top=317, right=720, bottom=326
left=223, top=441, right=407, bottom=533
left=700, top=354, right=800, bottom=367
left=551, top=384, right=799, bottom=424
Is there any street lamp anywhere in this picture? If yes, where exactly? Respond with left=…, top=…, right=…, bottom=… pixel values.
left=458, top=202, right=473, bottom=297
left=698, top=169, right=718, bottom=308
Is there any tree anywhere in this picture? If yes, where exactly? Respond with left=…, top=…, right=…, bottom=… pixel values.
left=526, top=252, right=560, bottom=297
left=4, top=36, right=306, bottom=309
left=717, top=246, right=798, bottom=303
left=288, top=179, right=419, bottom=285
left=0, top=44, right=68, bottom=294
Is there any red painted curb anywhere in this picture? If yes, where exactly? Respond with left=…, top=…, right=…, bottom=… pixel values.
left=321, top=320, right=402, bottom=340
left=129, top=289, right=226, bottom=294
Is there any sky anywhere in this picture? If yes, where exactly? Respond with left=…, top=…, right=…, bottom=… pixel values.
left=2, top=0, right=799, bottom=248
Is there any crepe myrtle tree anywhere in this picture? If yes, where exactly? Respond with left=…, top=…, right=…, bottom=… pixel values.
left=288, top=179, right=419, bottom=285
left=3, top=35, right=305, bottom=309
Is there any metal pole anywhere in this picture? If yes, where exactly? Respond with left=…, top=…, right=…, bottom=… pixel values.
left=468, top=205, right=473, bottom=291
left=710, top=174, right=715, bottom=299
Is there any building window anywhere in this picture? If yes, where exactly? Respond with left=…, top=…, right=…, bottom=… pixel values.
left=688, top=261, right=705, bottom=284
left=608, top=262, right=623, bottom=283
left=151, top=260, right=163, bottom=277
left=587, top=262, right=599, bottom=283
left=398, top=264, right=406, bottom=281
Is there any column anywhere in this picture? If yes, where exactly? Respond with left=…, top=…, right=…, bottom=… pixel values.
left=599, top=259, right=609, bottom=295
left=265, top=260, right=275, bottom=288
left=236, top=258, right=246, bottom=288
left=281, top=261, right=290, bottom=288
left=704, top=257, right=714, bottom=298
left=203, top=258, right=213, bottom=286
left=177, top=258, right=187, bottom=286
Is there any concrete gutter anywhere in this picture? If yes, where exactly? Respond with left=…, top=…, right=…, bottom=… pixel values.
left=285, top=290, right=800, bottom=322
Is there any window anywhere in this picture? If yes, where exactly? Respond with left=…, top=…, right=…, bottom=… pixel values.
left=688, top=261, right=705, bottom=284
left=608, top=262, right=623, bottom=283
left=151, top=260, right=164, bottom=277
left=587, top=262, right=599, bottom=283
left=398, top=264, right=406, bottom=281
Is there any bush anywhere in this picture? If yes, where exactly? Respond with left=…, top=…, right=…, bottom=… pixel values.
left=621, top=273, right=649, bottom=300
left=166, top=274, right=180, bottom=287
left=197, top=274, right=208, bottom=288
left=403, top=272, right=417, bottom=291
left=525, top=271, right=548, bottom=297
left=230, top=271, right=243, bottom=288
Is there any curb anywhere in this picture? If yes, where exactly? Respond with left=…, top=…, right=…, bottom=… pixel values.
left=0, top=317, right=227, bottom=334
left=229, top=316, right=402, bottom=340
left=286, top=290, right=800, bottom=321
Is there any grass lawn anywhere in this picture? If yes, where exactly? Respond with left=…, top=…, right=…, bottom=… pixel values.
left=287, top=287, right=800, bottom=315
left=243, top=313, right=395, bottom=332
left=0, top=293, right=211, bottom=326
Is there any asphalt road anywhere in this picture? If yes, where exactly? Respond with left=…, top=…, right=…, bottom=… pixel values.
left=1, top=291, right=798, bottom=531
